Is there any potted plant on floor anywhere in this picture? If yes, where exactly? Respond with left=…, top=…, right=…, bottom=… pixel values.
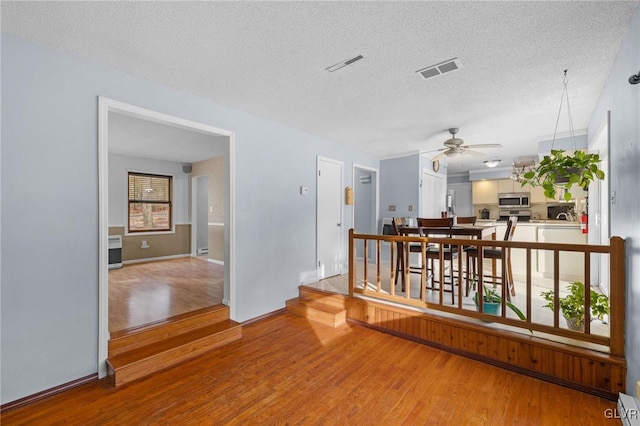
left=520, top=149, right=605, bottom=201
left=540, top=281, right=609, bottom=331
left=473, top=283, right=527, bottom=320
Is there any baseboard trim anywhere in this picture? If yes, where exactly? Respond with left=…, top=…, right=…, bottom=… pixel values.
left=122, top=254, right=190, bottom=265
left=0, top=373, right=98, bottom=413
left=242, top=308, right=287, bottom=326
left=207, top=258, right=224, bottom=265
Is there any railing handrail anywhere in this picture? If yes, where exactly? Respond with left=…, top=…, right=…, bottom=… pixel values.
left=348, top=229, right=625, bottom=356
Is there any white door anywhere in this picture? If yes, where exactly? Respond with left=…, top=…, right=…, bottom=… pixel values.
left=317, top=157, right=343, bottom=279
left=421, top=170, right=446, bottom=218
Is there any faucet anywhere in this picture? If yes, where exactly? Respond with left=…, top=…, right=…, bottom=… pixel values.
left=556, top=212, right=573, bottom=221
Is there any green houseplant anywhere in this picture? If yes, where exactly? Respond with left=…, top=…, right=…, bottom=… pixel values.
left=540, top=281, right=609, bottom=331
left=520, top=149, right=605, bottom=201
left=473, top=283, right=527, bottom=321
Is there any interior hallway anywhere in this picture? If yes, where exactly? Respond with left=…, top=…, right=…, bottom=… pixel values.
left=109, top=257, right=223, bottom=333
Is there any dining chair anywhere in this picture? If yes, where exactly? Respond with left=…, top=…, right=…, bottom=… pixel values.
left=416, top=217, right=458, bottom=303
left=391, top=217, right=427, bottom=293
left=465, top=216, right=518, bottom=301
left=456, top=216, right=477, bottom=225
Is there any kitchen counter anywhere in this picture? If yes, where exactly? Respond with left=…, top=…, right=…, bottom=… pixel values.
left=475, top=218, right=586, bottom=282
left=476, top=219, right=580, bottom=227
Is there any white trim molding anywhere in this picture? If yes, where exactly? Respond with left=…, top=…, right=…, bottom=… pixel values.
left=122, top=254, right=190, bottom=265
left=98, top=96, right=236, bottom=379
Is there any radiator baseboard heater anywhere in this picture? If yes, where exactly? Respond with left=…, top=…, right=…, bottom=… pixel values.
left=108, top=235, right=123, bottom=269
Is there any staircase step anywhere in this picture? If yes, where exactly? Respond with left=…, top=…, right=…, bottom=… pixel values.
left=109, top=305, right=230, bottom=357
left=286, top=297, right=347, bottom=328
left=107, top=319, right=242, bottom=387
left=298, top=286, right=348, bottom=310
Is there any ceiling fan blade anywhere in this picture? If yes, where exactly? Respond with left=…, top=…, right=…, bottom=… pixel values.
left=462, top=149, right=488, bottom=158
left=432, top=151, right=448, bottom=161
left=461, top=143, right=503, bottom=149
left=419, top=147, right=448, bottom=154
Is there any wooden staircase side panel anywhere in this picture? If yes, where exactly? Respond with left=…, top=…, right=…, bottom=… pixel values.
left=107, top=322, right=242, bottom=387
left=286, top=298, right=346, bottom=328
left=343, top=296, right=626, bottom=400
left=109, top=305, right=230, bottom=357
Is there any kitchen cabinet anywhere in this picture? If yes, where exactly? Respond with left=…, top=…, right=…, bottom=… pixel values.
left=530, top=184, right=548, bottom=203
left=537, top=226, right=587, bottom=281
left=472, top=180, right=498, bottom=204
left=497, top=179, right=529, bottom=194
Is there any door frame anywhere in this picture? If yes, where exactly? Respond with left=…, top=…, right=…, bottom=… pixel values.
left=316, top=156, right=344, bottom=279
left=588, top=110, right=610, bottom=294
left=98, top=97, right=236, bottom=378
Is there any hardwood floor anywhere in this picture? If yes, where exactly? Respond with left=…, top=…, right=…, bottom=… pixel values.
left=109, top=257, right=223, bottom=332
left=2, top=313, right=615, bottom=425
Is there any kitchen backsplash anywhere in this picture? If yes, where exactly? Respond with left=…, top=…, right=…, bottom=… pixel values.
left=473, top=203, right=550, bottom=220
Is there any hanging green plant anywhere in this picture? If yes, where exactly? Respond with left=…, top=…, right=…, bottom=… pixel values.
left=520, top=149, right=605, bottom=200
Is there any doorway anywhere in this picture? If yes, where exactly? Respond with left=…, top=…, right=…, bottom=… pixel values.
left=588, top=111, right=610, bottom=295
left=353, top=164, right=379, bottom=260
left=317, top=156, right=343, bottom=279
left=98, top=97, right=236, bottom=378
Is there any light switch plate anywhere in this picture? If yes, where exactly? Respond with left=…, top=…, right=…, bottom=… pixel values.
left=389, top=205, right=396, bottom=212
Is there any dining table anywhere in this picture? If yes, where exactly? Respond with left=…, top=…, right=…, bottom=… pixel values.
left=396, top=224, right=499, bottom=296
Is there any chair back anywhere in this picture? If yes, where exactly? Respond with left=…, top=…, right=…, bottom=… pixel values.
left=391, top=217, right=407, bottom=236
left=503, top=216, right=518, bottom=241
left=456, top=216, right=477, bottom=225
left=416, top=217, right=454, bottom=228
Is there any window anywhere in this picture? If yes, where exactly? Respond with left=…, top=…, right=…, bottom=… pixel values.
left=128, top=172, right=172, bottom=233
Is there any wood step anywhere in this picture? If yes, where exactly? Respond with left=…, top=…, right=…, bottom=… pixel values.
left=107, top=319, right=242, bottom=387
left=286, top=297, right=347, bottom=328
left=109, top=305, right=231, bottom=357
left=298, top=285, right=348, bottom=310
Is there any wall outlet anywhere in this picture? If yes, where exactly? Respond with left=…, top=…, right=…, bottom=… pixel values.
left=141, top=240, right=149, bottom=249
left=408, top=205, right=413, bottom=212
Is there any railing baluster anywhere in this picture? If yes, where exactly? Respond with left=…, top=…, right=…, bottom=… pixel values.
left=438, top=243, right=444, bottom=305
left=553, top=250, right=560, bottom=329
left=457, top=242, right=463, bottom=309
left=405, top=240, right=410, bottom=299
left=363, top=239, right=368, bottom=291
left=348, top=229, right=354, bottom=297
left=390, top=241, right=395, bottom=297
left=584, top=250, right=591, bottom=335
left=421, top=241, right=426, bottom=302
left=526, top=248, right=532, bottom=323
left=376, top=240, right=381, bottom=293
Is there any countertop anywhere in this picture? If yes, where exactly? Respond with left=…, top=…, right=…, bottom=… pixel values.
left=476, top=219, right=581, bottom=227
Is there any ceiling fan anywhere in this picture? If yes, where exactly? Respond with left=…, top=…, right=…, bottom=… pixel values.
left=424, top=128, right=502, bottom=161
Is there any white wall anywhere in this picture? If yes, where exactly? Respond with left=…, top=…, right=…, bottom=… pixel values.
left=587, top=4, right=640, bottom=394
left=108, top=154, right=190, bottom=228
left=0, top=33, right=378, bottom=404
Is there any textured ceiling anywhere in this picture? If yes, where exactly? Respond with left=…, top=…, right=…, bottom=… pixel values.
left=3, top=1, right=638, bottom=173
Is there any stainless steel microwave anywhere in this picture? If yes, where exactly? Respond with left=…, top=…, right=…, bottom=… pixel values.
left=498, top=192, right=530, bottom=208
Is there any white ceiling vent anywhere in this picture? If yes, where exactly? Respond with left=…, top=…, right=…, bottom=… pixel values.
left=416, top=58, right=462, bottom=80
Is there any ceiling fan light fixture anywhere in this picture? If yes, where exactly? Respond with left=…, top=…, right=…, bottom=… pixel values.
left=484, top=158, right=501, bottom=168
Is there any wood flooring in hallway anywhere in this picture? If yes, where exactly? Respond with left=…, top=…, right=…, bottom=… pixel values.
left=109, top=257, right=223, bottom=333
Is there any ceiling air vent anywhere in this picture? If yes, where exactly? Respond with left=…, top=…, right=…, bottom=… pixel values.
left=416, top=58, right=462, bottom=80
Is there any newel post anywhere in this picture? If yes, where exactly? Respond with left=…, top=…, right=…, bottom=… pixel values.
left=609, top=236, right=625, bottom=357
left=349, top=228, right=355, bottom=297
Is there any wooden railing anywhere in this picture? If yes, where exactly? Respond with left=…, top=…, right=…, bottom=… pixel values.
left=348, top=229, right=625, bottom=357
